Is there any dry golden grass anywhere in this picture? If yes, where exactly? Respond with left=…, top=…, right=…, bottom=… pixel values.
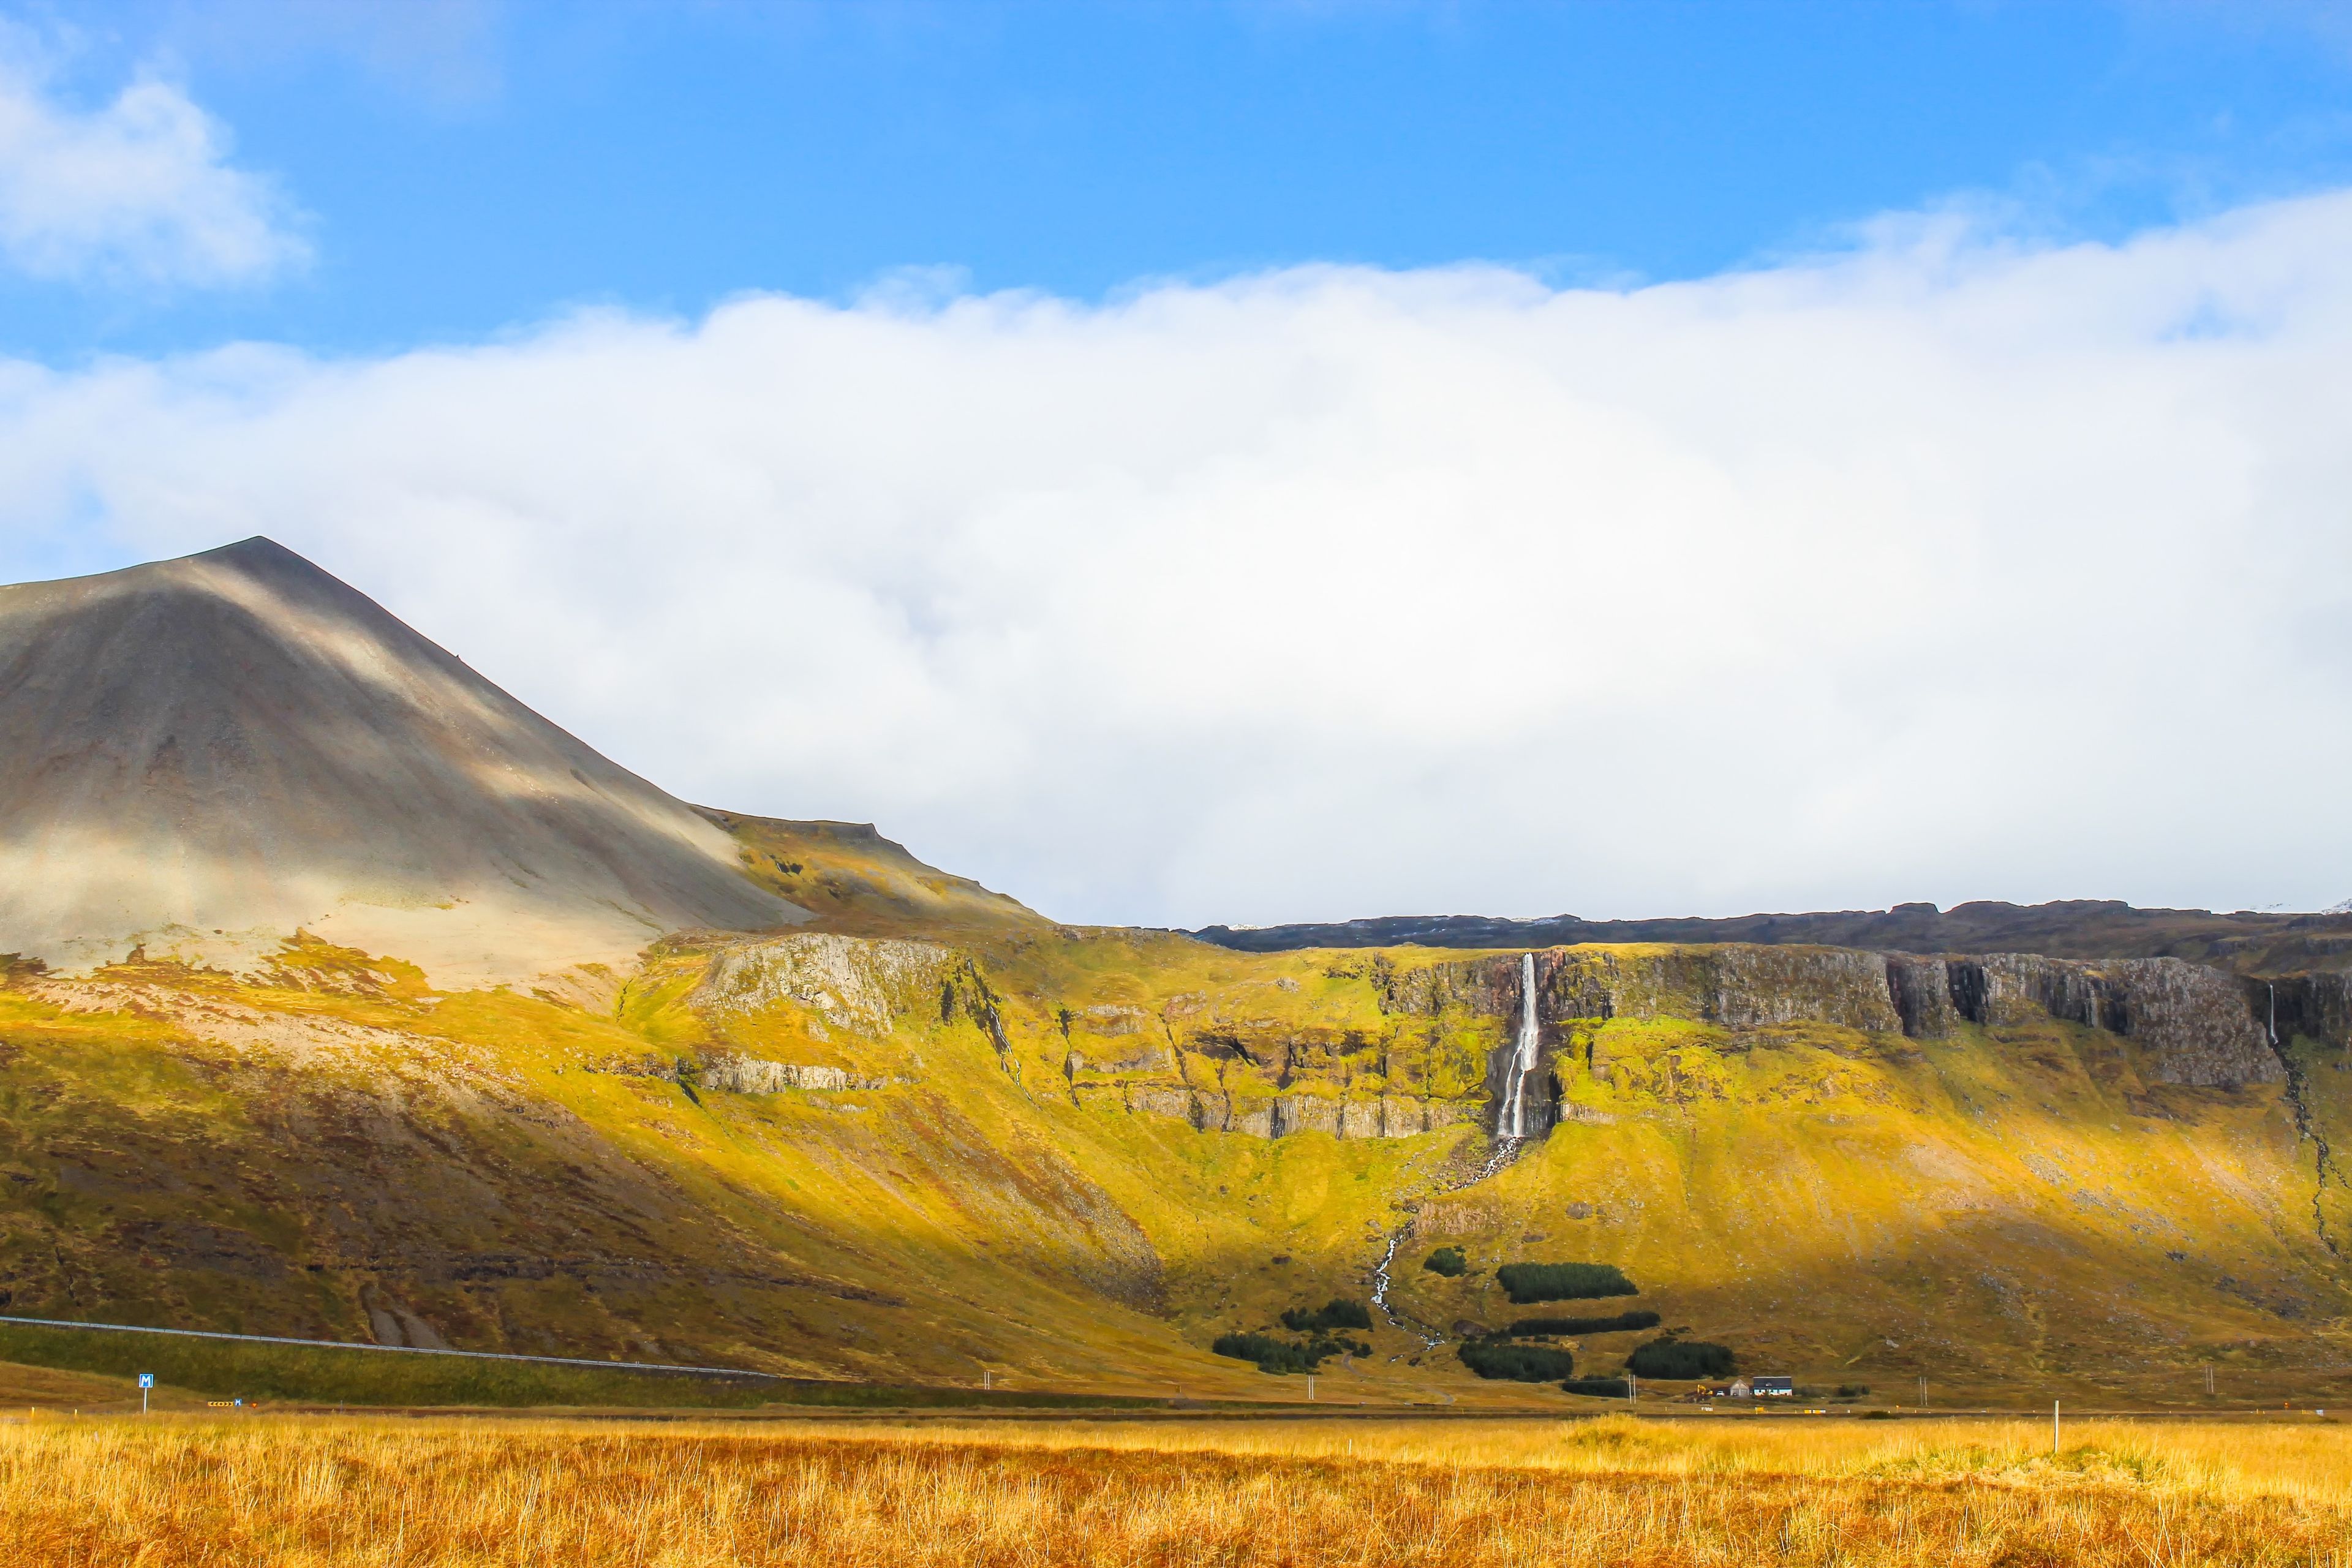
left=3, top=1412, right=2352, bottom=1566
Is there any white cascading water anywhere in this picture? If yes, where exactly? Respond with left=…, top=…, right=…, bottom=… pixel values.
left=1497, top=951, right=1542, bottom=1140
left=1371, top=952, right=1545, bottom=1354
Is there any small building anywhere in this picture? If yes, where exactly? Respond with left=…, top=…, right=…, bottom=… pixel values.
left=1726, top=1378, right=1751, bottom=1398
left=1752, top=1377, right=1795, bottom=1397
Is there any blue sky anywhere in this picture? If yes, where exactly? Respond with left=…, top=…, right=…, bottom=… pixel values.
left=10, top=2, right=2352, bottom=358
left=7, top=2, right=2352, bottom=924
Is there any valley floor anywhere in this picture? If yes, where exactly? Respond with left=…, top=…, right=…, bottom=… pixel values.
left=3, top=1411, right=2351, bottom=1566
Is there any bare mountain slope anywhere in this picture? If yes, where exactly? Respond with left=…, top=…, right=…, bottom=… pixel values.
left=0, top=538, right=804, bottom=985
left=704, top=810, right=1051, bottom=936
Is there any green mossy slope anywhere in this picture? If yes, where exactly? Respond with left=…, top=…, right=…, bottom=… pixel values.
left=0, top=831, right=2346, bottom=1410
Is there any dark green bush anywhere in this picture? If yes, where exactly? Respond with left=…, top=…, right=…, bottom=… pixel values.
left=1494, top=1262, right=1637, bottom=1303
left=1862, top=1409, right=1899, bottom=1420
left=1422, top=1247, right=1468, bottom=1278
left=1624, top=1338, right=1734, bottom=1379
left=1211, top=1330, right=1364, bottom=1374
left=1505, top=1310, right=1660, bottom=1338
left=1835, top=1384, right=1870, bottom=1398
left=1213, top=1332, right=1316, bottom=1373
left=1281, top=1298, right=1373, bottom=1333
left=1457, top=1341, right=1575, bottom=1381
left=1561, top=1378, right=1630, bottom=1398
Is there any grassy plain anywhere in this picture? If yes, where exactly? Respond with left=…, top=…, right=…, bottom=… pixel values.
left=4, top=1411, right=2352, bottom=1566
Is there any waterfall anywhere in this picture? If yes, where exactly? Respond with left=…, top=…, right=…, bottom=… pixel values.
left=1498, top=952, right=1542, bottom=1140
left=1371, top=962, right=1545, bottom=1354
left=1369, top=1232, right=1442, bottom=1348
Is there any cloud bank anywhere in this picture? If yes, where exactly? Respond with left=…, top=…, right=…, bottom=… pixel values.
left=0, top=36, right=307, bottom=287
left=6, top=190, right=2351, bottom=925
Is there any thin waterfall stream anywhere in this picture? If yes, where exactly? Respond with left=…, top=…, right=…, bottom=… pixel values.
left=1370, top=952, right=1544, bottom=1350
left=1368, top=1233, right=1441, bottom=1348
left=1497, top=951, right=1542, bottom=1139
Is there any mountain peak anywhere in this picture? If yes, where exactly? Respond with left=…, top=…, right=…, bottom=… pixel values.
left=0, top=540, right=807, bottom=986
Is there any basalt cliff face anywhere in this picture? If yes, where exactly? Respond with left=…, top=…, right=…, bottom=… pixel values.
left=1378, top=944, right=2290, bottom=1125
left=4, top=541, right=2352, bottom=1410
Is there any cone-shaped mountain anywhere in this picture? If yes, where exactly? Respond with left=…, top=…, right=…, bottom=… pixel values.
left=0, top=537, right=804, bottom=984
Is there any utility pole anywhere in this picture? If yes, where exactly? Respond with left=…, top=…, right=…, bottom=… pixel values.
left=2052, top=1400, right=2060, bottom=1455
left=1628, top=1373, right=1637, bottom=1404
left=2204, top=1364, right=2215, bottom=1396
left=1918, top=1376, right=1927, bottom=1411
left=1307, top=1374, right=1316, bottom=1402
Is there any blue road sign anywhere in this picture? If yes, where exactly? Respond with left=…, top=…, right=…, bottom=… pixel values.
left=137, top=1374, right=153, bottom=1389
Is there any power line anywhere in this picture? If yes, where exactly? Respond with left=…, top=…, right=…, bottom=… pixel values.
left=0, top=1313, right=778, bottom=1380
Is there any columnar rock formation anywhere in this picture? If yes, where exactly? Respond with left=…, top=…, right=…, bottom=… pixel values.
left=1385, top=944, right=2289, bottom=1096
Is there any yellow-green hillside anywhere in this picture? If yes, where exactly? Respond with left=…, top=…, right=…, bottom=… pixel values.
left=3, top=822, right=2348, bottom=1411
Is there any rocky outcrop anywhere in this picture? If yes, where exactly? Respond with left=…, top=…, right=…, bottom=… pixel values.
left=1893, top=954, right=2278, bottom=1088
left=698, top=1053, right=885, bottom=1093
left=2098, top=959, right=2279, bottom=1087
left=586, top=1050, right=886, bottom=1093
left=692, top=932, right=962, bottom=1036
left=1117, top=1085, right=1476, bottom=1139
left=1383, top=946, right=1902, bottom=1034
left=1064, top=1044, right=1168, bottom=1076
left=1576, top=946, right=1904, bottom=1033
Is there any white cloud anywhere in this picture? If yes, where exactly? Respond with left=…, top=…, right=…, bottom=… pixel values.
left=0, top=35, right=307, bottom=286
left=6, top=189, right=2352, bottom=925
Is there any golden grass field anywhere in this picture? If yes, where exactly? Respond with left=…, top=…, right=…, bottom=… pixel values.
left=4, top=1412, right=2352, bottom=1566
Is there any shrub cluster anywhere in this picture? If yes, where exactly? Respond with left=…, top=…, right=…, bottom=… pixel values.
left=1504, top=1310, right=1660, bottom=1338
left=1624, top=1337, right=1735, bottom=1379
left=1495, top=1262, right=1638, bottom=1304
left=1422, top=1247, right=1468, bottom=1278
left=1212, top=1330, right=1370, bottom=1375
left=1835, top=1384, right=1871, bottom=1399
left=1281, top=1298, right=1373, bottom=1333
left=1457, top=1341, right=1575, bottom=1381
left=1213, top=1333, right=1310, bottom=1373
left=1560, top=1378, right=1630, bottom=1398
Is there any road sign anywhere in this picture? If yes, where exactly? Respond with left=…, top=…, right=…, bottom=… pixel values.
left=137, top=1374, right=153, bottom=1388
